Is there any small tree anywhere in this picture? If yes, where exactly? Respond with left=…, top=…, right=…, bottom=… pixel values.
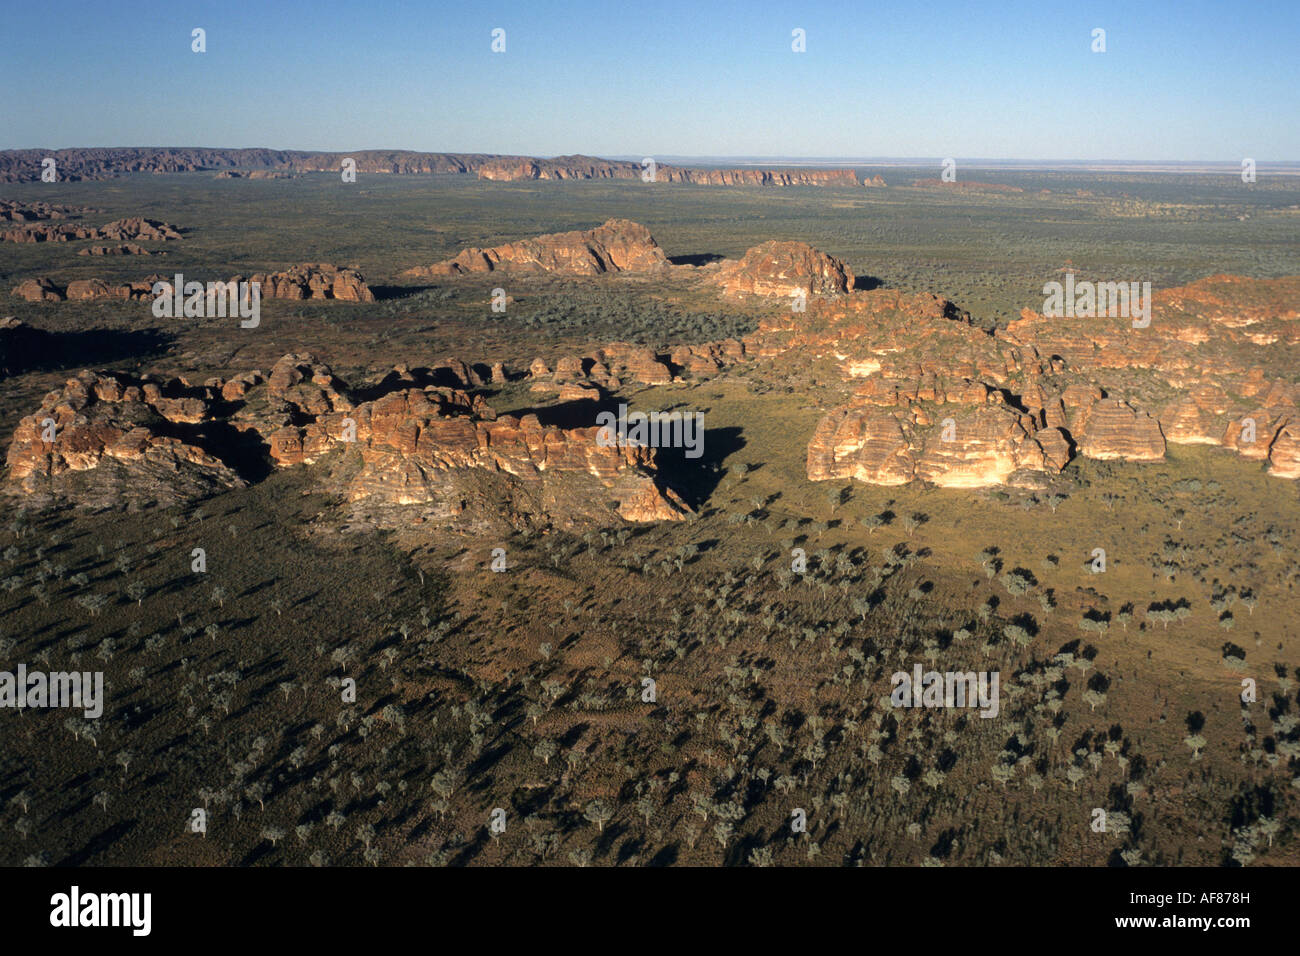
left=584, top=799, right=613, bottom=833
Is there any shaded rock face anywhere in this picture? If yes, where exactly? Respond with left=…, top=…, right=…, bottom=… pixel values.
left=4, top=353, right=689, bottom=530
left=4, top=371, right=244, bottom=510
left=709, top=241, right=854, bottom=298
left=404, top=219, right=668, bottom=278
left=10, top=264, right=373, bottom=304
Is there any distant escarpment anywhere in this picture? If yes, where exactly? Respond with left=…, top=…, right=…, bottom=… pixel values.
left=478, top=155, right=859, bottom=187
left=402, top=219, right=668, bottom=277
left=4, top=353, right=689, bottom=529
left=0, top=148, right=860, bottom=188
left=0, top=148, right=498, bottom=182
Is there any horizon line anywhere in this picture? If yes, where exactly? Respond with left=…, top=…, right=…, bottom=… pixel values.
left=2, top=147, right=1297, bottom=167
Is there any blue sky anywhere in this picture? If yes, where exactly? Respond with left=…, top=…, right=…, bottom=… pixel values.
left=3, top=0, right=1297, bottom=160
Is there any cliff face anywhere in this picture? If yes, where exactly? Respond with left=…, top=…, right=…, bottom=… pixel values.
left=478, top=155, right=859, bottom=186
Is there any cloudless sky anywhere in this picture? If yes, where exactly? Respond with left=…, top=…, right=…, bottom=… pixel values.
left=3, top=0, right=1297, bottom=160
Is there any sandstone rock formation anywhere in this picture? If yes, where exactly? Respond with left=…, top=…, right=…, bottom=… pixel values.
left=1, top=216, right=181, bottom=243
left=10, top=264, right=373, bottom=303
left=4, top=371, right=244, bottom=510
left=11, top=278, right=65, bottom=302
left=1073, top=398, right=1166, bottom=461
left=404, top=220, right=668, bottom=278
left=4, top=353, right=689, bottom=529
left=739, top=271, right=1300, bottom=487
left=0, top=199, right=95, bottom=221
left=709, top=241, right=854, bottom=298
left=238, top=263, right=374, bottom=301
left=807, top=398, right=1066, bottom=488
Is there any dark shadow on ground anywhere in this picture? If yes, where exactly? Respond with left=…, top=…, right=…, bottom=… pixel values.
left=668, top=253, right=724, bottom=267
left=368, top=284, right=441, bottom=301
left=0, top=326, right=174, bottom=379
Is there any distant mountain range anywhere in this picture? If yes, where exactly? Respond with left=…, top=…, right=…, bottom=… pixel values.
left=0, top=148, right=859, bottom=186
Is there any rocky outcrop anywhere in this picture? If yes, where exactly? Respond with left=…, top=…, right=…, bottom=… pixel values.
left=709, top=241, right=854, bottom=298
left=525, top=339, right=747, bottom=394
left=807, top=398, right=1066, bottom=488
left=1267, top=426, right=1300, bottom=479
left=4, top=353, right=688, bottom=529
left=405, top=219, right=668, bottom=278
left=1, top=216, right=181, bottom=243
left=96, top=218, right=182, bottom=241
left=765, top=270, right=1300, bottom=486
left=215, top=169, right=298, bottom=180
left=4, top=371, right=244, bottom=510
left=0, top=199, right=96, bottom=222
left=10, top=264, right=373, bottom=303
left=239, top=263, right=374, bottom=301
left=11, top=277, right=65, bottom=302
left=338, top=391, right=689, bottom=528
